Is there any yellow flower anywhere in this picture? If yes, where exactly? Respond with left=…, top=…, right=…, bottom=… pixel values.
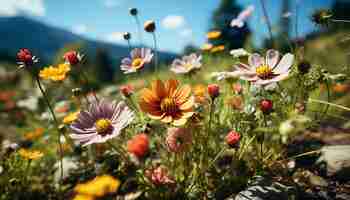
left=18, top=148, right=44, bottom=160
left=210, top=45, right=225, bottom=53
left=73, top=194, right=94, bottom=200
left=206, top=31, right=221, bottom=39
left=201, top=43, right=213, bottom=51
left=39, top=63, right=71, bottom=81
left=193, top=84, right=207, bottom=104
left=24, top=127, right=44, bottom=140
left=74, top=175, right=120, bottom=197
left=62, top=111, right=80, bottom=124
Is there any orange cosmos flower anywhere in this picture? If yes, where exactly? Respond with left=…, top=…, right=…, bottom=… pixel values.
left=139, top=79, right=194, bottom=126
left=210, top=45, right=225, bottom=53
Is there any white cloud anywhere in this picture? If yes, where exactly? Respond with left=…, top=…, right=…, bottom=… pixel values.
left=72, top=24, right=88, bottom=35
left=105, top=32, right=124, bottom=44
left=103, top=0, right=123, bottom=8
left=179, top=28, right=192, bottom=37
left=161, top=15, right=186, bottom=30
left=0, top=0, right=46, bottom=17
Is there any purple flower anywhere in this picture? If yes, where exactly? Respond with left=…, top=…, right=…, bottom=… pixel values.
left=120, top=48, right=153, bottom=74
left=170, top=53, right=202, bottom=74
left=70, top=100, right=134, bottom=146
left=233, top=49, right=294, bottom=85
left=231, top=5, right=255, bottom=28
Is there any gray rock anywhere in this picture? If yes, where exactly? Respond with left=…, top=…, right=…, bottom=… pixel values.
left=316, top=145, right=350, bottom=179
left=234, top=176, right=296, bottom=200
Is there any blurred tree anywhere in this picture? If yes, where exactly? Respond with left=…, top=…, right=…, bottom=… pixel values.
left=210, top=0, right=250, bottom=50
left=275, top=0, right=292, bottom=51
left=331, top=0, right=350, bottom=31
left=182, top=44, right=198, bottom=55
left=95, top=48, right=114, bottom=84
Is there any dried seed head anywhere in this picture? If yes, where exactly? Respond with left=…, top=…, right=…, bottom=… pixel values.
left=123, top=32, right=131, bottom=40
left=129, top=8, right=138, bottom=16
left=144, top=20, right=156, bottom=33
left=298, top=60, right=312, bottom=74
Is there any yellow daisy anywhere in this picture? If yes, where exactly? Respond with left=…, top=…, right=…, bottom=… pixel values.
left=206, top=31, right=221, bottom=39
left=74, top=175, right=121, bottom=197
left=39, top=63, right=71, bottom=81
left=210, top=45, right=225, bottom=53
left=18, top=148, right=44, bottom=160
left=62, top=111, right=80, bottom=124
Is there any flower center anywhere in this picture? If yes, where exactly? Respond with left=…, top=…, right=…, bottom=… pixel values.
left=256, top=65, right=273, bottom=79
left=132, top=58, right=143, bottom=69
left=95, top=119, right=113, bottom=135
left=184, top=63, right=193, bottom=69
left=160, top=98, right=178, bottom=115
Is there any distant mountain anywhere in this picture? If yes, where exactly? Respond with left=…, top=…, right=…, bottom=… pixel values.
left=0, top=16, right=176, bottom=64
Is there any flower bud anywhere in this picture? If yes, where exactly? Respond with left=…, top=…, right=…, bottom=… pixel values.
left=207, top=84, right=220, bottom=99
left=17, top=48, right=34, bottom=66
left=127, top=133, right=149, bottom=158
left=119, top=84, right=134, bottom=97
left=260, top=99, right=273, bottom=114
left=64, top=51, right=80, bottom=65
left=123, top=32, right=131, bottom=40
left=72, top=88, right=83, bottom=97
left=144, top=20, right=156, bottom=33
left=225, top=131, right=240, bottom=148
left=129, top=8, right=138, bottom=16
left=297, top=60, right=311, bottom=74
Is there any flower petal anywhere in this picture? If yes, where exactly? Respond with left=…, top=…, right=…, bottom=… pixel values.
left=152, top=80, right=167, bottom=99
left=248, top=53, right=264, bottom=69
left=266, top=49, right=279, bottom=68
left=273, top=53, right=294, bottom=74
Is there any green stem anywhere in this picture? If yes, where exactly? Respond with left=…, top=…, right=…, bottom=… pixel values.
left=35, top=76, right=63, bottom=192
left=308, top=99, right=350, bottom=112
left=320, top=80, right=331, bottom=121
left=152, top=32, right=159, bottom=74
left=259, top=0, right=274, bottom=47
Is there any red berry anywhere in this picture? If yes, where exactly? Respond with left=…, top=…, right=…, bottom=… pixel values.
left=260, top=99, right=273, bottom=114
left=225, top=131, right=240, bottom=148
left=64, top=51, right=80, bottom=65
left=127, top=133, right=149, bottom=158
left=17, top=48, right=33, bottom=65
left=207, top=84, right=220, bottom=99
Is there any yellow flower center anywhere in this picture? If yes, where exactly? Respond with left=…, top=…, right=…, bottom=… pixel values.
left=256, top=65, right=273, bottom=79
left=132, top=58, right=143, bottom=69
left=160, top=98, right=178, bottom=115
left=95, top=119, right=113, bottom=135
left=184, top=63, right=193, bottom=69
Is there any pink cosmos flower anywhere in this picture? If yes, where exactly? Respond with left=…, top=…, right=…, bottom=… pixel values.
left=120, top=48, right=153, bottom=74
left=231, top=5, right=255, bottom=28
left=232, top=49, right=294, bottom=85
left=170, top=53, right=202, bottom=74
left=70, top=100, right=134, bottom=146
left=166, top=127, right=192, bottom=153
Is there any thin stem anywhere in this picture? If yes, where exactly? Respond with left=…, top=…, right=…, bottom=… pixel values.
left=107, top=141, right=130, bottom=164
left=134, top=16, right=143, bottom=46
left=127, top=40, right=132, bottom=52
left=80, top=69, right=99, bottom=102
left=152, top=32, right=159, bottom=74
left=35, top=76, right=63, bottom=192
left=295, top=0, right=299, bottom=39
left=320, top=80, right=331, bottom=121
left=259, top=0, right=274, bottom=46
left=332, top=19, right=350, bottom=23
left=308, top=98, right=350, bottom=112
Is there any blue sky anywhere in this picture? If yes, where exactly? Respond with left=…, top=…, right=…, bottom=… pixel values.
left=0, top=0, right=333, bottom=53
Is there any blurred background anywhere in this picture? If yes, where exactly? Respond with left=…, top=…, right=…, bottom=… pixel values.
left=0, top=0, right=349, bottom=84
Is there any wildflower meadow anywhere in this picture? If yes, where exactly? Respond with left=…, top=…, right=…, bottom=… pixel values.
left=1, top=0, right=350, bottom=199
